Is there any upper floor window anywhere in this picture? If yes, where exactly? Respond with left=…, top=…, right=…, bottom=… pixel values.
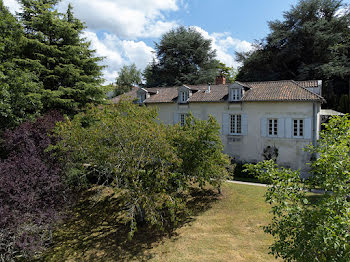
left=179, top=91, right=188, bottom=103
left=268, top=119, right=278, bottom=136
left=180, top=113, right=186, bottom=126
left=293, top=119, right=304, bottom=137
left=230, top=88, right=242, bottom=101
left=230, top=114, right=242, bottom=134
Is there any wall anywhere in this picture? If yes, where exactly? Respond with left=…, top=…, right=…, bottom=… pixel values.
left=149, top=101, right=321, bottom=173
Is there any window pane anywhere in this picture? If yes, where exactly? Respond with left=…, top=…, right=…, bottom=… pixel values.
left=237, top=115, right=241, bottom=133
left=299, top=120, right=303, bottom=136
left=274, top=119, right=278, bottom=135
left=230, top=115, right=235, bottom=133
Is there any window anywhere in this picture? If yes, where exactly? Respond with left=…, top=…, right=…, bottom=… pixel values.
left=138, top=93, right=146, bottom=104
left=180, top=113, right=186, bottom=126
left=230, top=88, right=241, bottom=101
left=180, top=91, right=188, bottom=103
left=230, top=114, right=242, bottom=134
left=268, top=119, right=278, bottom=136
left=293, top=119, right=304, bottom=137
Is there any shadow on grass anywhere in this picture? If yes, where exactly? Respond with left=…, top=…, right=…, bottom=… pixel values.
left=36, top=186, right=219, bottom=262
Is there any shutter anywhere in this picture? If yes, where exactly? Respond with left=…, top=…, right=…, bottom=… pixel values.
left=241, top=114, right=248, bottom=135
left=304, top=118, right=312, bottom=139
left=285, top=118, right=292, bottom=138
left=278, top=118, right=285, bottom=138
left=222, top=113, right=229, bottom=135
left=173, top=112, right=179, bottom=125
left=261, top=117, right=267, bottom=137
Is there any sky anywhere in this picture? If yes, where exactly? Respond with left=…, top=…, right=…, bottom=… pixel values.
left=3, top=0, right=350, bottom=84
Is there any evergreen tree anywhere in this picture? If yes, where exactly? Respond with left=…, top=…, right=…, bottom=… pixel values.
left=144, top=26, right=219, bottom=87
left=0, top=0, right=43, bottom=129
left=236, top=0, right=350, bottom=110
left=17, top=0, right=105, bottom=114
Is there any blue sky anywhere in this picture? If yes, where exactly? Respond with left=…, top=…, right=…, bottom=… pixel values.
left=4, top=0, right=350, bottom=83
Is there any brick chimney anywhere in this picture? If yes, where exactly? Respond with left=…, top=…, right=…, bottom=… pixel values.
left=216, top=75, right=226, bottom=85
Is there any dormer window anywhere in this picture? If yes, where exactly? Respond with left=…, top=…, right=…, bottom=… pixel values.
left=180, top=91, right=188, bottom=103
left=230, top=88, right=242, bottom=101
left=136, top=88, right=148, bottom=104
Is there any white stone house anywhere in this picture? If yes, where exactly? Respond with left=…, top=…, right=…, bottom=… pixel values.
left=112, top=78, right=325, bottom=172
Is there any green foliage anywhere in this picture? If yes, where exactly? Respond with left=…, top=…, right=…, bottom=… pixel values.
left=217, top=62, right=237, bottom=83
left=52, top=101, right=228, bottom=237
left=236, top=0, right=350, bottom=109
left=167, top=113, right=229, bottom=188
left=17, top=0, right=105, bottom=114
left=115, top=64, right=141, bottom=96
left=245, top=115, right=350, bottom=261
left=0, top=1, right=43, bottom=128
left=144, top=26, right=219, bottom=87
left=338, top=94, right=350, bottom=113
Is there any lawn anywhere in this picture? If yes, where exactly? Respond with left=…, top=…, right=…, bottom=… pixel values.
left=37, top=183, right=278, bottom=262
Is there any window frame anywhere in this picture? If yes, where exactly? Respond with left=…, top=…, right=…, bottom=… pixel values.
left=268, top=118, right=278, bottom=137
left=293, top=119, right=304, bottom=138
left=229, top=114, right=242, bottom=135
left=230, top=88, right=242, bottom=101
left=180, top=113, right=186, bottom=127
left=179, top=91, right=188, bottom=103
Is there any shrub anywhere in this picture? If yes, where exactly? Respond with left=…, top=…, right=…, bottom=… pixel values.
left=0, top=112, right=66, bottom=260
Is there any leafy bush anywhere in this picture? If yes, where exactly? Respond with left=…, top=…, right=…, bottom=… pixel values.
left=245, top=115, right=350, bottom=261
left=52, top=101, right=229, bottom=237
left=0, top=112, right=66, bottom=260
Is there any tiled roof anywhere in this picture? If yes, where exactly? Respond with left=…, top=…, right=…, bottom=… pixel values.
left=238, top=80, right=324, bottom=102
left=111, top=80, right=325, bottom=104
left=110, top=87, right=138, bottom=103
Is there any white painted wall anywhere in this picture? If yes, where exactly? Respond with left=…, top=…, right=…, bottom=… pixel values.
left=149, top=101, right=321, bottom=173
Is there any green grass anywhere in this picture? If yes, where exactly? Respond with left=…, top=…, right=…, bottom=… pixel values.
left=37, top=183, right=278, bottom=262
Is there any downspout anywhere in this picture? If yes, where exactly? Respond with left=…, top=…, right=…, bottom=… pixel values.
left=312, top=102, right=317, bottom=147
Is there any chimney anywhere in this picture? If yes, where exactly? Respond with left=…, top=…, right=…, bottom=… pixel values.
left=206, top=83, right=211, bottom=93
left=216, top=75, right=226, bottom=85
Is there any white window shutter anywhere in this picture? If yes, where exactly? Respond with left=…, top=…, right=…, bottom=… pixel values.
left=278, top=118, right=285, bottom=138
left=261, top=117, right=267, bottom=137
left=222, top=113, right=229, bottom=135
left=173, top=112, right=179, bottom=125
left=242, top=114, right=248, bottom=135
left=285, top=118, right=292, bottom=138
left=304, top=118, right=312, bottom=139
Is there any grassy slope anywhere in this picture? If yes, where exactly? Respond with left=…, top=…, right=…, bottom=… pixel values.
left=38, top=183, right=278, bottom=262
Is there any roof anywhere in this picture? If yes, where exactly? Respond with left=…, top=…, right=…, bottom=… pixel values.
left=110, top=87, right=138, bottom=104
left=320, top=109, right=345, bottom=116
left=111, top=80, right=325, bottom=104
left=238, top=80, right=324, bottom=102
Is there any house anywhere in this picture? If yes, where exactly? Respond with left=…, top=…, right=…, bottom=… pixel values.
left=112, top=77, right=326, bottom=174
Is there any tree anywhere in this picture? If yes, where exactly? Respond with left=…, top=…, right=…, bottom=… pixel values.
left=236, top=0, right=350, bottom=109
left=144, top=26, right=219, bottom=87
left=0, top=0, right=43, bottom=129
left=17, top=0, right=105, bottom=114
left=245, top=115, right=350, bottom=261
left=114, top=63, right=141, bottom=96
left=217, top=62, right=237, bottom=83
left=52, top=101, right=228, bottom=237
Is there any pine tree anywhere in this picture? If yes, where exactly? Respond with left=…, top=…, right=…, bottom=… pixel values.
left=17, top=0, right=105, bottom=114
left=0, top=0, right=43, bottom=129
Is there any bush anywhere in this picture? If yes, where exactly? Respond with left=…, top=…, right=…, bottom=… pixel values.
left=0, top=112, right=66, bottom=260
left=52, top=101, right=229, bottom=237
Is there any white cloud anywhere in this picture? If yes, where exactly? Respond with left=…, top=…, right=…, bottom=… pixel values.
left=57, top=0, right=179, bottom=39
left=192, top=26, right=253, bottom=69
left=83, top=31, right=155, bottom=83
